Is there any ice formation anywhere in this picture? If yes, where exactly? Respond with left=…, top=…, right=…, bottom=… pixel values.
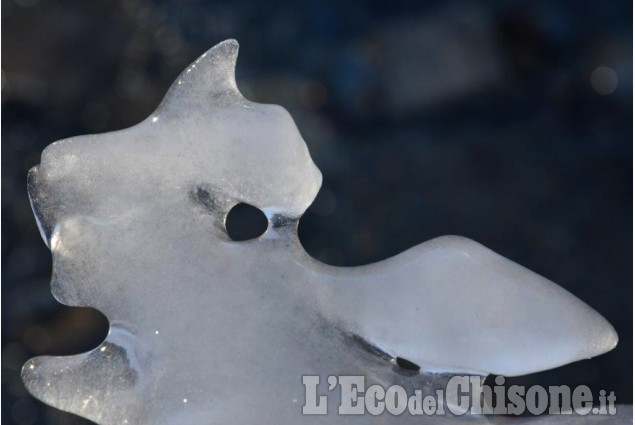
left=23, top=40, right=618, bottom=424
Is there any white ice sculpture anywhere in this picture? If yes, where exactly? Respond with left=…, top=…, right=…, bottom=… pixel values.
left=23, top=40, right=618, bottom=425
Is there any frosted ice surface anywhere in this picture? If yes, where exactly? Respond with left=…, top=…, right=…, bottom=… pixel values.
left=23, top=40, right=618, bottom=424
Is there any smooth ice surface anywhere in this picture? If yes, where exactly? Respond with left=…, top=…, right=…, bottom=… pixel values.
left=23, top=40, right=618, bottom=425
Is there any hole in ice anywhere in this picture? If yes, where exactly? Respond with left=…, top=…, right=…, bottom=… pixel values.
left=225, top=203, right=268, bottom=241
left=395, top=357, right=420, bottom=372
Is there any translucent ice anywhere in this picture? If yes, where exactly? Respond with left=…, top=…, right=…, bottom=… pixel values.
left=23, top=40, right=617, bottom=424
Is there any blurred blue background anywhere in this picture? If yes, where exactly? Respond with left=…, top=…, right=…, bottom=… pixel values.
left=2, top=0, right=632, bottom=423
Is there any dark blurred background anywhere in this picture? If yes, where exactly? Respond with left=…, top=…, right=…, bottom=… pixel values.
left=2, top=0, right=632, bottom=424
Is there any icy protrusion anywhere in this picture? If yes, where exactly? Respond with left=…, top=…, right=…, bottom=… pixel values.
left=23, top=40, right=617, bottom=425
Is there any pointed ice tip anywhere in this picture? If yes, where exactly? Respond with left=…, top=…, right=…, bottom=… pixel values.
left=602, top=322, right=619, bottom=352
left=581, top=310, right=618, bottom=362
left=199, top=38, right=239, bottom=68
left=219, top=38, right=239, bottom=50
left=205, top=39, right=239, bottom=61
left=157, top=39, right=242, bottom=111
